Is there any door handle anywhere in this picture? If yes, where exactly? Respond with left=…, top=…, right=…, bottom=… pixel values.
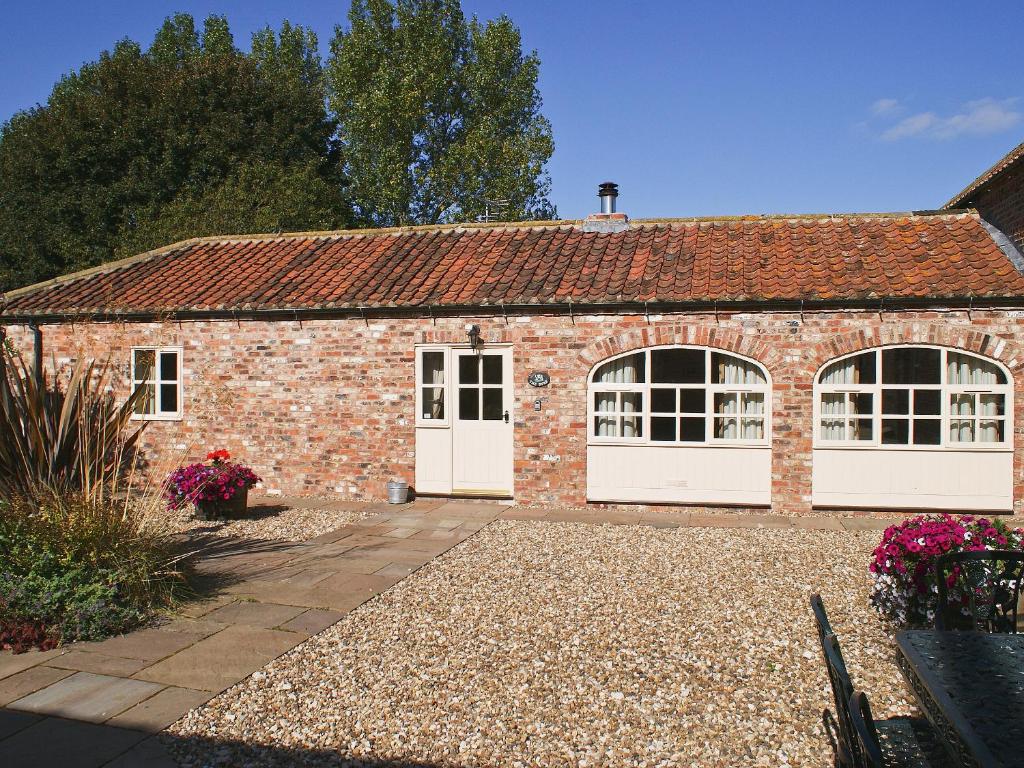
left=503, top=410, right=510, bottom=423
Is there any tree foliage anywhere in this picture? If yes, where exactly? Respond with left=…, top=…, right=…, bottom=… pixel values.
left=328, top=0, right=555, bottom=226
left=0, top=14, right=348, bottom=292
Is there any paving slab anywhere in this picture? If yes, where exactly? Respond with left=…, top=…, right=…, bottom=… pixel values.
left=133, top=625, right=299, bottom=692
left=689, top=513, right=795, bottom=529
left=80, top=628, right=211, bottom=663
left=45, top=651, right=149, bottom=677
left=840, top=516, right=900, bottom=531
left=204, top=601, right=306, bottom=629
left=0, top=708, right=42, bottom=740
left=106, top=686, right=212, bottom=733
left=0, top=648, right=64, bottom=681
left=8, top=672, right=163, bottom=723
left=0, top=716, right=147, bottom=768
left=101, top=734, right=179, bottom=768
left=279, top=609, right=345, bottom=636
left=0, top=666, right=74, bottom=706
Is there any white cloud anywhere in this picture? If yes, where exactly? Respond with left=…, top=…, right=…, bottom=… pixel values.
left=880, top=97, right=1020, bottom=141
left=870, top=98, right=900, bottom=116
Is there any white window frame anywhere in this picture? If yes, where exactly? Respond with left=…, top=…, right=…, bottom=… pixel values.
left=130, top=346, right=183, bottom=421
left=587, top=345, right=771, bottom=447
left=415, top=346, right=450, bottom=428
left=814, top=345, right=1012, bottom=451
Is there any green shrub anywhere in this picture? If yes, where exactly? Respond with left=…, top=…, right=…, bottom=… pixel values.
left=0, top=492, right=187, bottom=648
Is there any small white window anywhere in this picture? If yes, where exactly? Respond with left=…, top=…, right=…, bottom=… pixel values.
left=131, top=347, right=182, bottom=420
left=588, top=346, right=770, bottom=445
left=816, top=346, right=1010, bottom=449
left=416, top=348, right=448, bottom=425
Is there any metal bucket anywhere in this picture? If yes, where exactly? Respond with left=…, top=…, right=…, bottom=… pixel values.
left=386, top=480, right=409, bottom=504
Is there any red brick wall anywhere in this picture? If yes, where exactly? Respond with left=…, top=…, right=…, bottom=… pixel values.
left=970, top=162, right=1024, bottom=252
left=6, top=309, right=1024, bottom=515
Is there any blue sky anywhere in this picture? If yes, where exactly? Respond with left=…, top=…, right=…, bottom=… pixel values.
left=2, top=1, right=1022, bottom=219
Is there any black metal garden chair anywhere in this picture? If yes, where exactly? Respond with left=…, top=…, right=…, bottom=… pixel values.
left=848, top=691, right=953, bottom=768
left=810, top=595, right=951, bottom=768
left=934, top=549, right=1024, bottom=633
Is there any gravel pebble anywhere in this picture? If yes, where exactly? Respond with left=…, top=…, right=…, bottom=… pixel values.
left=168, top=504, right=371, bottom=542
left=167, top=521, right=910, bottom=767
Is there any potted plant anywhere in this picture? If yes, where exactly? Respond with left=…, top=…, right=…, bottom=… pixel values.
left=165, top=450, right=261, bottom=520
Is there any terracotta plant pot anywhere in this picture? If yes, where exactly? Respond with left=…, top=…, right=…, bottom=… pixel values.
left=196, top=488, right=249, bottom=520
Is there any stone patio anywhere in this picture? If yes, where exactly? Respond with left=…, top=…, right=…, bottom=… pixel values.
left=0, top=499, right=904, bottom=767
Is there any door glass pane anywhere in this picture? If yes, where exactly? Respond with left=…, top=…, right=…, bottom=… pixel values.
left=133, top=383, right=155, bottom=414
left=421, top=351, right=445, bottom=385
left=158, top=351, right=178, bottom=382
left=882, top=348, right=940, bottom=384
left=652, top=348, right=704, bottom=383
left=482, top=389, right=503, bottom=420
left=651, top=417, right=676, bottom=441
left=913, top=389, right=941, bottom=416
left=913, top=419, right=941, bottom=445
left=459, top=355, right=478, bottom=385
left=159, top=383, right=178, bottom=414
left=133, top=349, right=155, bottom=381
left=458, top=388, right=479, bottom=420
left=651, top=388, right=676, bottom=413
left=482, top=355, right=502, bottom=385
left=882, top=418, right=909, bottom=444
left=882, top=389, right=909, bottom=414
left=679, top=417, right=704, bottom=441
left=422, top=387, right=444, bottom=420
left=679, top=388, right=705, bottom=413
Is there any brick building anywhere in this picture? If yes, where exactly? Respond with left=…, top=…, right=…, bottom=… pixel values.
left=4, top=144, right=1024, bottom=516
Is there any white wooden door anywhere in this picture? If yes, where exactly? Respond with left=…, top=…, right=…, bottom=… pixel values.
left=451, top=348, right=514, bottom=496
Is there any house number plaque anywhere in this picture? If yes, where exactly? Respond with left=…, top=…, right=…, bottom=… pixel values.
left=527, top=371, right=550, bottom=387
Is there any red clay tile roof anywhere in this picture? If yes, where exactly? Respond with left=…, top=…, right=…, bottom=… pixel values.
left=946, top=140, right=1024, bottom=209
left=3, top=212, right=1024, bottom=318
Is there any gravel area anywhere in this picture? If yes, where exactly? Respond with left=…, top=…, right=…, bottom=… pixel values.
left=167, top=503, right=371, bottom=542
left=168, top=521, right=910, bottom=767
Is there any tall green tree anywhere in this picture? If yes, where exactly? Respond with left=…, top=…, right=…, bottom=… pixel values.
left=0, top=14, right=349, bottom=292
left=327, top=0, right=555, bottom=227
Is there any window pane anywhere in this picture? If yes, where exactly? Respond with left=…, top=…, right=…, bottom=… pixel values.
left=851, top=393, right=873, bottom=415
left=741, top=418, right=764, bottom=440
left=595, top=415, right=618, bottom=437
left=947, top=352, right=1006, bottom=385
left=820, top=351, right=875, bottom=384
left=482, top=355, right=502, bottom=385
left=913, top=389, right=941, bottom=416
left=679, top=417, right=704, bottom=442
left=159, top=383, right=178, bottom=414
left=133, top=349, right=155, bottom=381
left=979, top=420, right=1004, bottom=443
left=482, top=389, right=503, bottom=420
left=621, top=414, right=643, bottom=438
left=979, top=394, right=1005, bottom=417
left=459, top=388, right=479, bottom=420
left=949, top=420, right=975, bottom=443
left=712, top=353, right=766, bottom=385
left=458, top=355, right=478, bottom=385
left=882, top=389, right=909, bottom=415
left=882, top=348, right=940, bottom=384
left=851, top=418, right=873, bottom=441
left=714, top=392, right=739, bottom=414
left=594, top=392, right=617, bottom=413
left=651, top=416, right=676, bottom=441
left=950, top=393, right=975, bottom=417
left=714, top=417, right=738, bottom=439
left=621, top=392, right=643, bottom=414
left=159, top=351, right=178, bottom=382
left=679, top=388, right=705, bottom=414
left=882, top=418, right=909, bottom=444
left=133, top=383, right=155, bottom=415
left=652, top=348, right=704, bottom=384
left=821, top=419, right=846, bottom=440
left=422, top=387, right=444, bottom=419
left=741, top=392, right=765, bottom=416
left=820, top=393, right=846, bottom=417
left=651, top=388, right=676, bottom=413
left=594, top=353, right=644, bottom=384
left=913, top=419, right=941, bottom=445
left=421, top=351, right=445, bottom=385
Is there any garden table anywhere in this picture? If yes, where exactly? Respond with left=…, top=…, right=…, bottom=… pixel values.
left=895, top=630, right=1024, bottom=768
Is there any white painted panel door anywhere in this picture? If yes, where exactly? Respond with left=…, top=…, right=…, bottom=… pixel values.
left=452, top=348, right=514, bottom=496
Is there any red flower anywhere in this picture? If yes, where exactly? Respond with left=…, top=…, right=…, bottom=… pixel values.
left=206, top=449, right=231, bottom=462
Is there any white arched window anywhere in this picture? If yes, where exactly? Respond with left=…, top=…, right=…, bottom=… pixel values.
left=815, top=346, right=1011, bottom=449
left=588, top=346, right=770, bottom=446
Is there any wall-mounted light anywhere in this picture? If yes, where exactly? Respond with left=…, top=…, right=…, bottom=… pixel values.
left=466, top=324, right=482, bottom=351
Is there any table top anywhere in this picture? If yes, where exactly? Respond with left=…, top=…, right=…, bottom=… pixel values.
left=896, top=631, right=1024, bottom=768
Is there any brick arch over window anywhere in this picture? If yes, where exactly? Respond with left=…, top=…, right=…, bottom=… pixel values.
left=577, top=324, right=781, bottom=373
left=809, top=324, right=1024, bottom=378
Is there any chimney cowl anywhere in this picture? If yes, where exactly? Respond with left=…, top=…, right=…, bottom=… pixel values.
left=583, top=181, right=628, bottom=233
left=598, top=182, right=618, bottom=214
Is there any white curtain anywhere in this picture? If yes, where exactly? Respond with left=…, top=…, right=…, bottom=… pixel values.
left=716, top=393, right=738, bottom=439
left=422, top=353, right=445, bottom=419
left=820, top=393, right=846, bottom=440
left=594, top=355, right=643, bottom=438
left=595, top=393, right=617, bottom=437
left=948, top=355, right=1003, bottom=443
left=742, top=393, right=765, bottom=439
left=621, top=393, right=640, bottom=438
left=596, top=354, right=642, bottom=384
left=947, top=353, right=1000, bottom=385
left=718, top=356, right=766, bottom=385
left=820, top=358, right=859, bottom=385
left=950, top=393, right=975, bottom=443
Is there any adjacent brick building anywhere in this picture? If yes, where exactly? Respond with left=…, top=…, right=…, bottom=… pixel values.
left=5, top=151, right=1024, bottom=516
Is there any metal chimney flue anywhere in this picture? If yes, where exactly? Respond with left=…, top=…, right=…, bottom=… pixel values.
left=598, top=182, right=618, bottom=214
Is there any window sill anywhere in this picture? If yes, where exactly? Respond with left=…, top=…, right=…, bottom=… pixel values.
left=813, top=443, right=1011, bottom=452
left=588, top=440, right=770, bottom=449
left=130, top=414, right=183, bottom=423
